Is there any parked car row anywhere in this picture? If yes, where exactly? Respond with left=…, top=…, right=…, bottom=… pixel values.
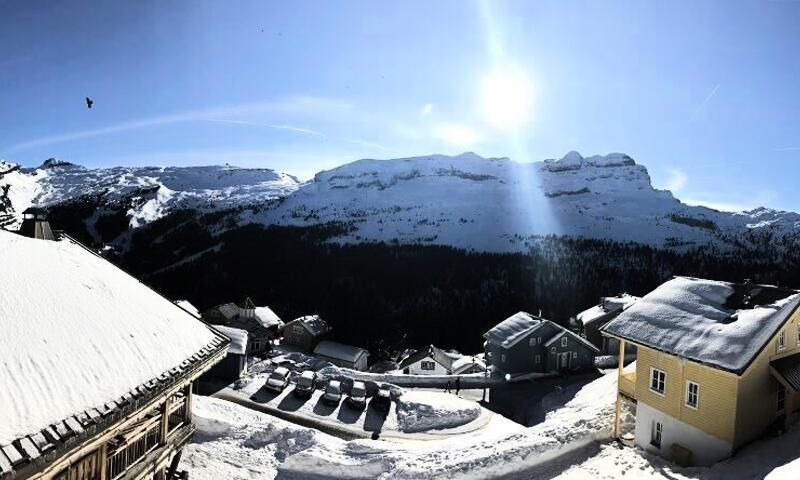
left=264, top=367, right=393, bottom=411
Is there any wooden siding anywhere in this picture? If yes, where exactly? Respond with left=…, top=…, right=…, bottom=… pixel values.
left=634, top=346, right=738, bottom=442
left=734, top=306, right=800, bottom=447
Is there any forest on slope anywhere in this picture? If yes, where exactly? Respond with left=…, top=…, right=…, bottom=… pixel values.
left=85, top=209, right=800, bottom=358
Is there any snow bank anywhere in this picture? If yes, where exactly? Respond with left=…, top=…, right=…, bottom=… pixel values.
left=0, top=231, right=217, bottom=445
left=395, top=391, right=481, bottom=433
left=184, top=396, right=332, bottom=480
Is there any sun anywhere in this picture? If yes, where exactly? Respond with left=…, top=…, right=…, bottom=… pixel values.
left=479, top=64, right=533, bottom=129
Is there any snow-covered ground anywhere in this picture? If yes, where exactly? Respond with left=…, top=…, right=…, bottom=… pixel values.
left=394, top=391, right=481, bottom=433
left=187, top=371, right=800, bottom=479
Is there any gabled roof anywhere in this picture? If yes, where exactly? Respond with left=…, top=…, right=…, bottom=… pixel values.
left=483, top=311, right=546, bottom=348
left=544, top=329, right=600, bottom=353
left=313, top=340, right=368, bottom=363
left=602, top=276, right=800, bottom=374
left=225, top=315, right=273, bottom=338
left=451, top=356, right=486, bottom=374
left=398, top=345, right=460, bottom=370
left=215, top=326, right=249, bottom=355
left=254, top=306, right=283, bottom=329
left=289, top=315, right=331, bottom=336
left=0, top=230, right=227, bottom=451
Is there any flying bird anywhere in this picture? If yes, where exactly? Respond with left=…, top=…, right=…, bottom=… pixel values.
left=85, top=97, right=93, bottom=109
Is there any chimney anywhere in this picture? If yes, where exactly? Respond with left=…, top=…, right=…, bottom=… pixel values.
left=18, top=207, right=56, bottom=241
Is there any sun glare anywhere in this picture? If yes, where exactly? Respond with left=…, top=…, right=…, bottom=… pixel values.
left=479, top=64, right=533, bottom=129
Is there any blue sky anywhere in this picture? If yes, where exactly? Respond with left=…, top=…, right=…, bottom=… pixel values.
left=1, top=0, right=799, bottom=211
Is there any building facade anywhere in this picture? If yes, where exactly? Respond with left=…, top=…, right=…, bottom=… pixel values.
left=484, top=312, right=598, bottom=376
left=283, top=315, right=331, bottom=351
left=604, top=277, right=800, bottom=466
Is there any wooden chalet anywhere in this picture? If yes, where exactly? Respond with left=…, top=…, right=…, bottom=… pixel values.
left=0, top=224, right=228, bottom=479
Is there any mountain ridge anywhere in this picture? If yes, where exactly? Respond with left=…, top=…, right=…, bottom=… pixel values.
left=1, top=152, right=798, bottom=253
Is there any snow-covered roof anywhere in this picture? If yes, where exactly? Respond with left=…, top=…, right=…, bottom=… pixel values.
left=0, top=230, right=225, bottom=446
left=575, top=293, right=639, bottom=326
left=451, top=356, right=486, bottom=374
left=602, top=276, right=800, bottom=373
left=544, top=330, right=600, bottom=353
left=398, top=345, right=459, bottom=369
left=484, top=312, right=546, bottom=348
left=291, top=315, right=331, bottom=336
left=313, top=340, right=368, bottom=363
left=217, top=302, right=241, bottom=320
left=175, top=299, right=201, bottom=318
left=254, top=306, right=283, bottom=329
left=215, top=326, right=249, bottom=355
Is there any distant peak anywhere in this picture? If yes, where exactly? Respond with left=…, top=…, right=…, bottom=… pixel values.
left=39, top=158, right=78, bottom=169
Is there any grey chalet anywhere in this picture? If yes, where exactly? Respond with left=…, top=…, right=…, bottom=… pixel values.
left=572, top=293, right=639, bottom=355
left=484, top=311, right=599, bottom=375
left=283, top=315, right=331, bottom=351
left=202, top=298, right=283, bottom=355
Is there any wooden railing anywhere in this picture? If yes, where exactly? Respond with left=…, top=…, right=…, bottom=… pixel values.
left=106, top=416, right=161, bottom=480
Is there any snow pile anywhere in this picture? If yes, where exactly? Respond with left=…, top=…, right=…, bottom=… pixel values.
left=184, top=396, right=331, bottom=480
left=0, top=231, right=217, bottom=445
left=604, top=276, right=800, bottom=372
left=394, top=391, right=481, bottom=433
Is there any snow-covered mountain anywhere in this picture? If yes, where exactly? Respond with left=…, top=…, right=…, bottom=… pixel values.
left=1, top=152, right=798, bottom=253
left=255, top=151, right=800, bottom=252
left=0, top=159, right=300, bottom=230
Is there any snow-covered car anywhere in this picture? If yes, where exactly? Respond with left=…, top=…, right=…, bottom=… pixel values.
left=371, top=386, right=392, bottom=412
left=265, top=367, right=290, bottom=393
left=293, top=370, right=317, bottom=398
left=346, top=381, right=367, bottom=408
left=323, top=380, right=342, bottom=405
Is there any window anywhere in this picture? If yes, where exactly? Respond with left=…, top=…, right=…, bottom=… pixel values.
left=535, top=354, right=541, bottom=364
left=686, top=381, right=699, bottom=409
left=292, top=325, right=303, bottom=335
left=551, top=347, right=556, bottom=353
left=651, top=421, right=663, bottom=448
left=650, top=368, right=666, bottom=395
left=778, top=330, right=786, bottom=350
left=529, top=337, right=536, bottom=347
left=561, top=337, right=568, bottom=347
left=537, top=337, right=542, bottom=344
left=778, top=384, right=786, bottom=412
left=797, top=324, right=800, bottom=345
left=501, top=354, right=506, bottom=363
left=421, top=360, right=435, bottom=371
left=572, top=351, right=577, bottom=359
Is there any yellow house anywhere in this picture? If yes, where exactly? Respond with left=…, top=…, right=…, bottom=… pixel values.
left=602, top=276, right=800, bottom=466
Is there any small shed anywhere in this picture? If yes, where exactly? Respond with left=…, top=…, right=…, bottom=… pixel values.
left=313, top=340, right=369, bottom=371
left=283, top=315, right=331, bottom=351
left=451, top=356, right=486, bottom=375
left=205, top=325, right=249, bottom=379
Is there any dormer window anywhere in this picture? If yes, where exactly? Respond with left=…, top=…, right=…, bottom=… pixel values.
left=778, top=330, right=786, bottom=350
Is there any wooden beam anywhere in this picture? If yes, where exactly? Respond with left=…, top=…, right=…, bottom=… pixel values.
left=613, top=339, right=625, bottom=439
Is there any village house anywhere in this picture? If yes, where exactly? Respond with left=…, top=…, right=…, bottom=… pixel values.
left=283, top=315, right=331, bottom=351
left=313, top=340, right=370, bottom=371
left=603, top=276, right=800, bottom=467
left=0, top=224, right=228, bottom=479
left=399, top=345, right=460, bottom=375
left=572, top=293, right=639, bottom=355
left=484, top=312, right=599, bottom=376
left=202, top=298, right=283, bottom=355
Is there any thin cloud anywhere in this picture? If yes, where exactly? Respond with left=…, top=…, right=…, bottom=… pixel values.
left=204, top=119, right=325, bottom=137
left=775, top=146, right=800, bottom=152
left=692, top=83, right=720, bottom=118
left=665, top=168, right=688, bottom=193
left=420, top=104, right=433, bottom=117
left=1, top=96, right=352, bottom=155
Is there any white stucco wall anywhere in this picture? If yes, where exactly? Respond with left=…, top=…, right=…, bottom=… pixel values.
left=405, top=356, right=450, bottom=375
left=635, top=401, right=733, bottom=466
